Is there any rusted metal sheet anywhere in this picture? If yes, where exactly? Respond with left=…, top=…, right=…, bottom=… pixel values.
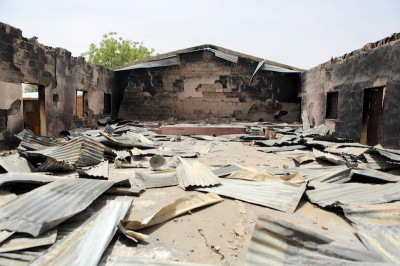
left=135, top=172, right=178, bottom=189
left=0, top=178, right=114, bottom=237
left=196, top=179, right=306, bottom=213
left=313, top=148, right=346, bottom=165
left=35, top=157, right=74, bottom=172
left=245, top=215, right=384, bottom=265
left=341, top=202, right=400, bottom=226
left=176, top=158, right=220, bottom=189
left=353, top=223, right=400, bottom=264
left=77, top=161, right=109, bottom=180
left=307, top=182, right=400, bottom=207
left=30, top=197, right=132, bottom=266
left=0, top=157, right=32, bottom=173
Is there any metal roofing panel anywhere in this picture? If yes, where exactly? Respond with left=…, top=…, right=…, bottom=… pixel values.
left=245, top=216, right=384, bottom=265
left=307, top=182, right=400, bottom=207
left=135, top=172, right=178, bottom=189
left=30, top=197, right=132, bottom=266
left=258, top=145, right=306, bottom=153
left=0, top=228, right=57, bottom=253
left=35, top=157, right=75, bottom=172
left=116, top=56, right=179, bottom=71
left=287, top=166, right=351, bottom=184
left=325, top=146, right=369, bottom=157
left=17, top=130, right=59, bottom=151
left=0, top=157, right=32, bottom=173
left=176, top=158, right=220, bottom=189
left=349, top=168, right=400, bottom=182
left=375, top=148, right=400, bottom=162
left=0, top=178, right=114, bottom=237
left=196, top=179, right=305, bottom=213
left=313, top=148, right=346, bottom=165
left=353, top=223, right=400, bottom=264
left=363, top=153, right=399, bottom=170
left=341, top=202, right=400, bottom=226
left=261, top=63, right=301, bottom=73
left=141, top=149, right=198, bottom=158
left=300, top=124, right=329, bottom=137
left=0, top=173, right=60, bottom=187
left=189, top=141, right=214, bottom=155
left=206, top=48, right=238, bottom=63
left=212, top=165, right=244, bottom=177
left=77, top=161, right=109, bottom=179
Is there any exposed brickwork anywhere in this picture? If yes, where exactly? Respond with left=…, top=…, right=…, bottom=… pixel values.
left=117, top=50, right=301, bottom=122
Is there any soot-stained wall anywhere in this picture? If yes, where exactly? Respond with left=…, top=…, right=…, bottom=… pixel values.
left=117, top=50, right=301, bottom=122
left=0, top=22, right=115, bottom=148
left=301, top=33, right=400, bottom=148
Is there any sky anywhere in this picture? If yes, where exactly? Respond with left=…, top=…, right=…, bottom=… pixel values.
left=0, top=0, right=399, bottom=69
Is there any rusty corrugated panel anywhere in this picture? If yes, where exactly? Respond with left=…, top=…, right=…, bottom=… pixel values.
left=77, top=161, right=109, bottom=179
left=306, top=182, right=400, bottom=207
left=0, top=178, right=114, bottom=237
left=176, top=158, right=220, bottom=189
left=196, top=179, right=305, bottom=213
left=245, top=216, right=384, bottom=265
left=341, top=202, right=400, bottom=226
left=0, top=157, right=33, bottom=173
left=30, top=197, right=132, bottom=266
left=100, top=256, right=211, bottom=265
left=35, top=157, right=74, bottom=172
left=135, top=172, right=178, bottom=189
left=313, top=148, right=346, bottom=165
left=353, top=223, right=400, bottom=264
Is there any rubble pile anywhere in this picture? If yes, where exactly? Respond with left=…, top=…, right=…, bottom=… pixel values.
left=0, top=121, right=399, bottom=265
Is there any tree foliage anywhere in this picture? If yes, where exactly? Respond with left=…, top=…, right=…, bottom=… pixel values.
left=23, top=84, right=38, bottom=93
left=81, top=32, right=154, bottom=68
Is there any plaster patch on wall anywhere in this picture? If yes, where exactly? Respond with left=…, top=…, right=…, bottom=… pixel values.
left=178, top=76, right=216, bottom=99
left=88, top=91, right=104, bottom=115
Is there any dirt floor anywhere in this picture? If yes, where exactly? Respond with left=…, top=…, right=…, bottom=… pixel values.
left=99, top=138, right=368, bottom=265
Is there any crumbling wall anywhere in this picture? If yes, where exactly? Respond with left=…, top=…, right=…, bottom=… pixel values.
left=301, top=33, right=400, bottom=148
left=0, top=22, right=115, bottom=147
left=117, top=50, right=300, bottom=122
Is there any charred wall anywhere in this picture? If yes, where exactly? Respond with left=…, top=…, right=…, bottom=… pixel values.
left=0, top=22, right=115, bottom=148
left=117, top=50, right=300, bottom=122
left=301, top=33, right=400, bottom=148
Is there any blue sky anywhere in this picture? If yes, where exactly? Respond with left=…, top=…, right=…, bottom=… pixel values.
left=1, top=0, right=399, bottom=69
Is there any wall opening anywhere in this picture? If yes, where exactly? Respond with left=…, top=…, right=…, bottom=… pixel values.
left=325, top=91, right=338, bottom=119
left=361, top=87, right=385, bottom=145
left=22, top=83, right=43, bottom=135
left=104, top=93, right=111, bottom=115
left=76, top=90, right=87, bottom=118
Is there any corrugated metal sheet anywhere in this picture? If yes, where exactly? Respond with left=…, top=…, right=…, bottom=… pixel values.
left=140, top=149, right=198, bottom=158
left=0, top=178, right=114, bottom=237
left=353, top=223, right=400, bottom=264
left=196, top=179, right=305, bottom=213
left=349, top=168, right=400, bottom=182
left=258, top=145, right=306, bottom=153
left=0, top=157, right=33, bottom=173
left=189, top=135, right=230, bottom=142
left=0, top=173, right=60, bottom=187
left=0, top=250, right=43, bottom=265
left=77, top=161, right=109, bottom=179
left=375, top=148, right=400, bottom=162
left=300, top=124, right=329, bottom=137
left=364, top=153, right=399, bottom=170
left=205, top=48, right=238, bottom=63
left=313, top=148, right=346, bottom=165
left=100, top=134, right=155, bottom=149
left=245, top=215, right=384, bottom=265
left=116, top=56, right=179, bottom=71
left=100, top=256, right=211, bottom=265
left=17, top=130, right=59, bottom=151
left=307, top=182, right=400, bottom=207
left=325, top=145, right=369, bottom=157
left=285, top=166, right=350, bottom=184
left=103, top=124, right=115, bottom=135
left=35, top=157, right=75, bottom=172
left=30, top=197, right=132, bottom=266
left=261, top=63, right=301, bottom=73
left=341, top=202, right=400, bottom=226
left=176, top=158, right=220, bottom=189
left=212, top=165, right=244, bottom=177
left=135, top=172, right=178, bottom=189
left=124, top=131, right=154, bottom=145
left=189, top=141, right=214, bottom=155
left=0, top=228, right=57, bottom=253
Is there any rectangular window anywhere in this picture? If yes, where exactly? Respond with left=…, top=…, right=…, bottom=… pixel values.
left=326, top=92, right=338, bottom=119
left=76, top=90, right=87, bottom=118
left=104, top=93, right=111, bottom=115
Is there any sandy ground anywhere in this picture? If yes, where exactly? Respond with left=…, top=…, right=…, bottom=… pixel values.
left=99, top=138, right=367, bottom=265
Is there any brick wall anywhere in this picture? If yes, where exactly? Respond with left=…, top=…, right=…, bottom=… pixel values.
left=117, top=50, right=300, bottom=122
left=0, top=22, right=115, bottom=147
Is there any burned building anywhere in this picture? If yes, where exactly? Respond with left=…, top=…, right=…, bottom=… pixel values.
left=0, top=22, right=115, bottom=148
left=114, top=45, right=302, bottom=122
left=302, top=33, right=400, bottom=148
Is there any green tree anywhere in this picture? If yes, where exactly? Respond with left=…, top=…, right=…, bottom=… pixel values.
left=23, top=84, right=38, bottom=93
left=81, top=32, right=155, bottom=68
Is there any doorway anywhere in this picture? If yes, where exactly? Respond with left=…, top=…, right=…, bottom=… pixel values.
left=22, top=83, right=46, bottom=135
left=361, top=87, right=385, bottom=145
